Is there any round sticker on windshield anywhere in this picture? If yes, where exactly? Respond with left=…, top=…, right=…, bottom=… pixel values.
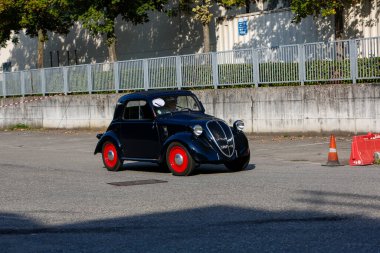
left=152, top=98, right=165, bottom=107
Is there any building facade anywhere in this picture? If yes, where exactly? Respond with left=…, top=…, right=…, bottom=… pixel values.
left=0, top=0, right=378, bottom=72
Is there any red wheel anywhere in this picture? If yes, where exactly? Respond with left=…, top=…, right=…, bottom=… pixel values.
left=102, top=141, right=122, bottom=171
left=166, top=142, right=195, bottom=176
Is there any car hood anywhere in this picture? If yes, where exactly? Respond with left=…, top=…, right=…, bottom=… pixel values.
left=156, top=112, right=218, bottom=126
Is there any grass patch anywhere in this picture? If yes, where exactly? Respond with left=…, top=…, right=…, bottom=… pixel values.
left=8, top=123, right=31, bottom=131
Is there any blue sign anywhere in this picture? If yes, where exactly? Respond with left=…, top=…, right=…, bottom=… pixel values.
left=238, top=18, right=248, bottom=36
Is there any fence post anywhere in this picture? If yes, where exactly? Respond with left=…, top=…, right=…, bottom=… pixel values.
left=41, top=69, right=46, bottom=96
left=175, top=56, right=182, bottom=90
left=298, top=44, right=305, bottom=86
left=143, top=59, right=149, bottom=91
left=349, top=39, right=358, bottom=84
left=211, top=52, right=219, bottom=89
left=113, top=62, right=120, bottom=93
left=87, top=65, right=92, bottom=94
left=252, top=49, right=259, bottom=88
left=2, top=73, right=6, bottom=98
left=21, top=71, right=25, bottom=97
left=63, top=67, right=68, bottom=95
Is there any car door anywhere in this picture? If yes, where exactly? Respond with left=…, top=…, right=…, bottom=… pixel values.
left=119, top=99, right=160, bottom=159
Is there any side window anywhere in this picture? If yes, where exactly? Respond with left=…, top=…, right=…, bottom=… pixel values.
left=123, top=100, right=152, bottom=120
left=177, top=96, right=200, bottom=111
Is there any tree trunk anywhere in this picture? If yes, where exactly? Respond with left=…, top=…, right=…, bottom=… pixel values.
left=333, top=7, right=345, bottom=82
left=245, top=0, right=250, bottom=13
left=108, top=39, right=117, bottom=62
left=334, top=7, right=344, bottom=40
left=203, top=23, right=210, bottom=53
left=37, top=29, right=44, bottom=69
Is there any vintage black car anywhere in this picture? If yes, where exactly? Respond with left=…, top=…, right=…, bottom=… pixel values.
left=94, top=90, right=250, bottom=176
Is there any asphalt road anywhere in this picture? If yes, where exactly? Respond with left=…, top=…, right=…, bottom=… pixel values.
left=0, top=130, right=380, bottom=253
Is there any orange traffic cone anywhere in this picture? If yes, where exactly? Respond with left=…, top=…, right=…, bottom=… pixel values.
left=322, top=134, right=343, bottom=166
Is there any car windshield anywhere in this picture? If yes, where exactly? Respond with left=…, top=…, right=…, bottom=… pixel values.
left=152, top=95, right=202, bottom=115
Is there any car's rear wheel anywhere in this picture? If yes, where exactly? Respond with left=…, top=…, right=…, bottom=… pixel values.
left=102, top=141, right=122, bottom=171
left=224, top=153, right=250, bottom=172
left=166, top=142, right=195, bottom=176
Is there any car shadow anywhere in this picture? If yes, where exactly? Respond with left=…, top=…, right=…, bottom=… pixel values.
left=2, top=204, right=380, bottom=252
left=121, top=162, right=169, bottom=174
left=120, top=161, right=256, bottom=176
left=193, top=163, right=256, bottom=175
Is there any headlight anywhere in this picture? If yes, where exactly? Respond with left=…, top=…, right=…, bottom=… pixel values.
left=234, top=120, right=245, bottom=131
left=193, top=125, right=203, bottom=136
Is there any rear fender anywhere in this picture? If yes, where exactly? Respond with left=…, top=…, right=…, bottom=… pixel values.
left=94, top=131, right=122, bottom=156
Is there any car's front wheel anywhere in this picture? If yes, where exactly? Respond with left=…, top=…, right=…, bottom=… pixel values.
left=224, top=153, right=250, bottom=172
left=166, top=142, right=195, bottom=176
left=102, top=141, right=123, bottom=171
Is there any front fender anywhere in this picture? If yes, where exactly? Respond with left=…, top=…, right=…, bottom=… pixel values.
left=233, top=130, right=250, bottom=157
left=160, top=132, right=220, bottom=164
left=94, top=131, right=123, bottom=155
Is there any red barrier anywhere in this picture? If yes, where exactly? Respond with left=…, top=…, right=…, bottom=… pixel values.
left=349, top=133, right=380, bottom=166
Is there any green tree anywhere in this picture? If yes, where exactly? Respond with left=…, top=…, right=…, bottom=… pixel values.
left=223, top=0, right=254, bottom=13
left=0, top=0, right=22, bottom=47
left=21, top=0, right=74, bottom=68
left=78, top=0, right=167, bottom=62
left=289, top=0, right=359, bottom=39
left=176, top=0, right=240, bottom=53
left=192, top=0, right=213, bottom=53
left=0, top=0, right=74, bottom=68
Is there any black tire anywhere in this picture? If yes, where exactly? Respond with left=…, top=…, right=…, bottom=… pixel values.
left=224, top=153, right=250, bottom=172
left=102, top=141, right=123, bottom=171
left=166, top=142, right=195, bottom=176
left=158, top=161, right=170, bottom=172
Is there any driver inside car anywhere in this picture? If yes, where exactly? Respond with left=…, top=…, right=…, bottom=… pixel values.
left=165, top=97, right=177, bottom=112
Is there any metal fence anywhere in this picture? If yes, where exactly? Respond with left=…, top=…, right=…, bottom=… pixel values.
left=1, top=37, right=380, bottom=97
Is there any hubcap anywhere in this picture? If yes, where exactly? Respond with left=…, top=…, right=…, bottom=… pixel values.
left=103, top=143, right=118, bottom=168
left=168, top=146, right=189, bottom=173
left=174, top=154, right=183, bottom=166
left=108, top=150, right=115, bottom=161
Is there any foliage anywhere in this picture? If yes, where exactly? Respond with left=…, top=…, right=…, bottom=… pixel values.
left=0, top=0, right=168, bottom=64
left=0, top=0, right=74, bottom=44
left=0, top=0, right=23, bottom=47
left=289, top=0, right=357, bottom=22
left=173, top=0, right=242, bottom=53
left=192, top=0, right=213, bottom=26
left=78, top=0, right=168, bottom=46
left=177, top=0, right=243, bottom=25
left=20, top=0, right=73, bottom=41
left=0, top=0, right=75, bottom=68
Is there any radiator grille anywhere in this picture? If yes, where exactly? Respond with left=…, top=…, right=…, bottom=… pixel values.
left=206, top=120, right=235, bottom=157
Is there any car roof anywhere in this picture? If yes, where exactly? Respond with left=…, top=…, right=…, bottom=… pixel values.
left=118, top=90, right=195, bottom=103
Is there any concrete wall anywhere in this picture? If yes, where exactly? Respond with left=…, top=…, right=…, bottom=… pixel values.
left=1, top=84, right=379, bottom=133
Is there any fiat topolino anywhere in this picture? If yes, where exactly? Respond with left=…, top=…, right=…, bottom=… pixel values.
left=94, top=90, right=250, bottom=176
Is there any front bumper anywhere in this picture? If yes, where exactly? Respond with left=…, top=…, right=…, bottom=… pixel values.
left=189, top=134, right=250, bottom=164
